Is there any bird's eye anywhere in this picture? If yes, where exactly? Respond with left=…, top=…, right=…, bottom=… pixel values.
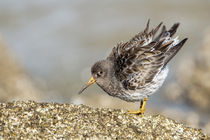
left=96, top=71, right=103, bottom=77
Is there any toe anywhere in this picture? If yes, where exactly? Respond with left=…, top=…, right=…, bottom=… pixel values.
left=128, top=109, right=144, bottom=115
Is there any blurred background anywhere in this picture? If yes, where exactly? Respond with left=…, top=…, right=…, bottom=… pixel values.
left=0, top=0, right=210, bottom=133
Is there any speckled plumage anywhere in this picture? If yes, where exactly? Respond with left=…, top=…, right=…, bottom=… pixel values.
left=81, top=20, right=187, bottom=103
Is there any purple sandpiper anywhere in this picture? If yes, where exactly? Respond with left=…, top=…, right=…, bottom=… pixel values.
left=79, top=20, right=187, bottom=117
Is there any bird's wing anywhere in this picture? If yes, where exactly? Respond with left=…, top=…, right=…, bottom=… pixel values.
left=108, top=20, right=187, bottom=90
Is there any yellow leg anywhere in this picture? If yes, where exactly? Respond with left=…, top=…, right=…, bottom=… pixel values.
left=128, top=98, right=148, bottom=117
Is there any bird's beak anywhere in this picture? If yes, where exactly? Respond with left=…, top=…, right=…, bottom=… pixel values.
left=78, top=77, right=96, bottom=94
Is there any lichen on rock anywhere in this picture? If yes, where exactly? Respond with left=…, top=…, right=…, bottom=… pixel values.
left=0, top=101, right=208, bottom=139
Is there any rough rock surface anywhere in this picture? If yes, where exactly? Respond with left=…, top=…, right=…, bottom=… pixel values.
left=0, top=37, right=40, bottom=102
left=162, top=30, right=210, bottom=133
left=0, top=101, right=208, bottom=139
left=174, top=30, right=210, bottom=111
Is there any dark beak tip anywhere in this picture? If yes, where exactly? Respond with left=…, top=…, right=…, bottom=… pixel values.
left=78, top=88, right=84, bottom=95
left=78, top=78, right=95, bottom=95
left=78, top=84, right=89, bottom=95
left=78, top=90, right=84, bottom=94
left=78, top=91, right=82, bottom=94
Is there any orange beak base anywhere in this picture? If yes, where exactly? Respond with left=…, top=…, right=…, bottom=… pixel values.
left=78, top=77, right=95, bottom=94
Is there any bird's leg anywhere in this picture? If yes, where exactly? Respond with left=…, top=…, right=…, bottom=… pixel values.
left=128, top=98, right=148, bottom=117
left=140, top=99, right=144, bottom=108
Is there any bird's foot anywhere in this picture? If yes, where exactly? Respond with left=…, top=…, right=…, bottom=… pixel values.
left=128, top=98, right=148, bottom=118
left=128, top=108, right=145, bottom=117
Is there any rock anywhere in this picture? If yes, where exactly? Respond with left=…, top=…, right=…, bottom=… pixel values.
left=165, top=29, right=210, bottom=111
left=163, top=28, right=210, bottom=134
left=0, top=37, right=40, bottom=102
left=0, top=101, right=208, bottom=139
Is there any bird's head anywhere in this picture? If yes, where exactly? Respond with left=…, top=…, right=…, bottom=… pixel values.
left=78, top=60, right=112, bottom=94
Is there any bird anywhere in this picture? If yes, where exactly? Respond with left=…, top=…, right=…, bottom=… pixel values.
left=78, top=20, right=187, bottom=117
